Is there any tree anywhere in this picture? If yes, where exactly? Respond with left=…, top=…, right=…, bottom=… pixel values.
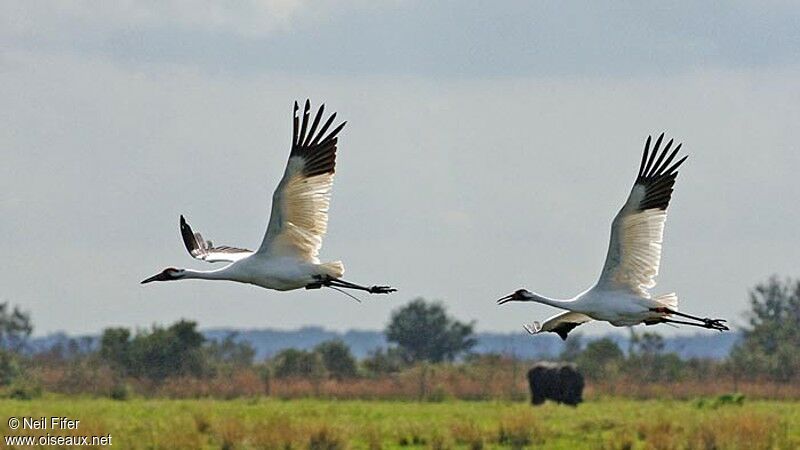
left=576, top=338, right=624, bottom=379
left=559, top=334, right=584, bottom=362
left=99, top=320, right=207, bottom=381
left=272, top=349, right=326, bottom=379
left=385, top=298, right=476, bottom=364
left=730, top=276, right=800, bottom=381
left=0, top=302, right=33, bottom=352
left=0, top=302, right=32, bottom=385
left=99, top=328, right=132, bottom=375
left=205, top=333, right=256, bottom=371
left=627, top=331, right=684, bottom=382
left=362, top=347, right=406, bottom=375
left=0, top=351, right=20, bottom=386
left=631, top=332, right=665, bottom=357
left=315, top=340, right=357, bottom=379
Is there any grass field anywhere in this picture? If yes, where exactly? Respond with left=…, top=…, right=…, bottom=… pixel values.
left=0, top=397, right=798, bottom=449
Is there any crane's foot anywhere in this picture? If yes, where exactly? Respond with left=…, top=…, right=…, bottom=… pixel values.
left=702, top=318, right=729, bottom=331
left=368, top=285, right=396, bottom=294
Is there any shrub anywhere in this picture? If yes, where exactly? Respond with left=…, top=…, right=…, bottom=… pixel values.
left=428, top=431, right=452, bottom=450
left=6, top=378, right=42, bottom=400
left=308, top=424, right=348, bottom=450
left=694, top=393, right=746, bottom=409
left=364, top=425, right=383, bottom=450
left=249, top=416, right=296, bottom=449
left=689, top=412, right=787, bottom=450
left=0, top=350, right=21, bottom=386
left=450, top=421, right=484, bottom=450
left=216, top=418, right=246, bottom=450
left=109, top=382, right=131, bottom=400
left=193, top=412, right=211, bottom=434
left=496, top=412, right=541, bottom=449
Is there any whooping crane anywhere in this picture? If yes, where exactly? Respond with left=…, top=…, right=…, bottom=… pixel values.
left=496, top=134, right=728, bottom=339
left=141, top=100, right=396, bottom=298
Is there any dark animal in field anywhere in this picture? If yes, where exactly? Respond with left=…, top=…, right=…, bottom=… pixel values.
left=527, top=362, right=584, bottom=406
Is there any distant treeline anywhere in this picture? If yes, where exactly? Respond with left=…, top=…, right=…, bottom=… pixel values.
left=27, top=319, right=739, bottom=361
left=0, top=276, right=798, bottom=400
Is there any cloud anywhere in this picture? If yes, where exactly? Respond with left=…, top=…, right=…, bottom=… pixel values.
left=3, top=1, right=798, bottom=78
left=1, top=1, right=313, bottom=37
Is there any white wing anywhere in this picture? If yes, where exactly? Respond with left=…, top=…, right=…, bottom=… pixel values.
left=598, top=133, right=687, bottom=297
left=180, top=215, right=253, bottom=263
left=525, top=311, right=593, bottom=341
left=256, top=100, right=346, bottom=262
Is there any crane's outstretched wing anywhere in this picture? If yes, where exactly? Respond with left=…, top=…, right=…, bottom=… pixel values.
left=597, top=133, right=687, bottom=297
left=180, top=215, right=253, bottom=263
left=525, top=311, right=593, bottom=341
left=256, top=100, right=346, bottom=262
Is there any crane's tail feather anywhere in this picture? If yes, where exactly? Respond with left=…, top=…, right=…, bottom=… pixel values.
left=654, top=292, right=678, bottom=311
left=320, top=261, right=345, bottom=278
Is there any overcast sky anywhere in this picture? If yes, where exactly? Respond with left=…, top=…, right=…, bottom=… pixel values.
left=2, top=1, right=799, bottom=337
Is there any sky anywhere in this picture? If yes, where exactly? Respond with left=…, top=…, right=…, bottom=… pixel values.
left=2, top=1, right=799, bottom=337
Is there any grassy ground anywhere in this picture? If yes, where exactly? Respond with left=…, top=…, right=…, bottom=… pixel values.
left=0, top=397, right=797, bottom=449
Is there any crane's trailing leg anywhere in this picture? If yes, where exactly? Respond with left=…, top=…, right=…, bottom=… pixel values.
left=648, top=317, right=729, bottom=331
left=650, top=307, right=729, bottom=331
left=309, top=275, right=396, bottom=294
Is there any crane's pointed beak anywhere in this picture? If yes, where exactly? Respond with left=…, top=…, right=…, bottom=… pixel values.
left=141, top=272, right=169, bottom=284
left=496, top=292, right=517, bottom=305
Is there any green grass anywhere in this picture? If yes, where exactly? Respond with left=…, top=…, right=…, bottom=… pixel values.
left=0, top=396, right=798, bottom=449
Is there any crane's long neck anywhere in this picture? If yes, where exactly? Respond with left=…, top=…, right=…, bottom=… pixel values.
left=180, top=268, right=231, bottom=281
left=526, top=292, right=573, bottom=308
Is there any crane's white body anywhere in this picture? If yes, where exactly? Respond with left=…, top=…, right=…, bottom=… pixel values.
left=529, top=288, right=671, bottom=327
left=178, top=256, right=342, bottom=291
left=498, top=134, right=726, bottom=338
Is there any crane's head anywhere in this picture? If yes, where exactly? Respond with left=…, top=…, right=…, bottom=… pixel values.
left=496, top=289, right=533, bottom=305
left=141, top=267, right=185, bottom=284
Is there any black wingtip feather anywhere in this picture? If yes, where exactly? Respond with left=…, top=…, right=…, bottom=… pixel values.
left=643, top=133, right=663, bottom=176
left=298, top=99, right=311, bottom=146
left=303, top=104, right=325, bottom=147
left=179, top=215, right=199, bottom=257
left=633, top=134, right=687, bottom=212
left=311, top=112, right=337, bottom=146
left=178, top=216, right=252, bottom=260
left=320, top=121, right=347, bottom=146
left=665, top=154, right=688, bottom=176
left=638, top=135, right=651, bottom=177
left=292, top=102, right=300, bottom=146
left=289, top=100, right=345, bottom=177
left=657, top=148, right=680, bottom=176
left=650, top=139, right=673, bottom=176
